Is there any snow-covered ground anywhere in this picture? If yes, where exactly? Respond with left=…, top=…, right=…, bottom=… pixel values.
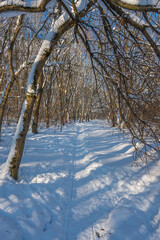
left=0, top=120, right=160, bottom=240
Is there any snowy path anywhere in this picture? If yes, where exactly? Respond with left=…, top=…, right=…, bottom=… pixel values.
left=0, top=120, right=160, bottom=240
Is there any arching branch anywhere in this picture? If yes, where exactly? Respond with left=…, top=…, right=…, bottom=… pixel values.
left=108, top=0, right=160, bottom=12
left=0, top=0, right=52, bottom=15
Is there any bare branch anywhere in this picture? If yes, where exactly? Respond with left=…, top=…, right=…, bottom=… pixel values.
left=0, top=0, right=52, bottom=15
left=109, top=0, right=160, bottom=12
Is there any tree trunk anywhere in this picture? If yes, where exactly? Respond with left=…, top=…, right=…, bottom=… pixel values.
left=2, top=2, right=93, bottom=180
left=9, top=94, right=36, bottom=179
left=3, top=18, right=74, bottom=180
left=45, top=105, right=50, bottom=128
left=45, top=71, right=53, bottom=128
left=0, top=81, right=14, bottom=139
left=32, top=71, right=43, bottom=134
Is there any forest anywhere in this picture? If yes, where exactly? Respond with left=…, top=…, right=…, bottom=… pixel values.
left=0, top=1, right=160, bottom=239
left=0, top=0, right=159, bottom=180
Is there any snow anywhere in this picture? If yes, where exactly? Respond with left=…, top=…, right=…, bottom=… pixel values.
left=27, top=11, right=68, bottom=94
left=0, top=81, right=10, bottom=105
left=46, top=0, right=56, bottom=12
left=76, top=0, right=89, bottom=12
left=0, top=0, right=44, bottom=17
left=121, top=0, right=160, bottom=7
left=0, top=100, right=27, bottom=178
left=15, top=61, right=31, bottom=76
left=126, top=11, right=148, bottom=25
left=0, top=120, right=160, bottom=239
left=0, top=0, right=42, bottom=8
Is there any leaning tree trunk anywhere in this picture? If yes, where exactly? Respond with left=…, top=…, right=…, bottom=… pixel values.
left=32, top=71, right=44, bottom=134
left=3, top=16, right=74, bottom=180
left=2, top=2, right=93, bottom=180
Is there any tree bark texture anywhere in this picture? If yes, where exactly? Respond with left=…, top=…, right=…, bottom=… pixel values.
left=9, top=94, right=35, bottom=180
left=32, top=71, right=44, bottom=134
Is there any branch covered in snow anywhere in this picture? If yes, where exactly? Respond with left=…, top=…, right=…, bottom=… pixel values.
left=109, top=0, right=160, bottom=12
left=0, top=0, right=56, bottom=15
left=15, top=60, right=33, bottom=76
left=0, top=0, right=159, bottom=17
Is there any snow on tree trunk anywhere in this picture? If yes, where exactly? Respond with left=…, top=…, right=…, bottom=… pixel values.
left=1, top=14, right=74, bottom=180
left=1, top=0, right=94, bottom=180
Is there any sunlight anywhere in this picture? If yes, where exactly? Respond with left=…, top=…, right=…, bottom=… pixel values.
left=75, top=162, right=102, bottom=180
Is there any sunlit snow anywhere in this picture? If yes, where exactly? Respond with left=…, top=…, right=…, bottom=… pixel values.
left=0, top=120, right=160, bottom=240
